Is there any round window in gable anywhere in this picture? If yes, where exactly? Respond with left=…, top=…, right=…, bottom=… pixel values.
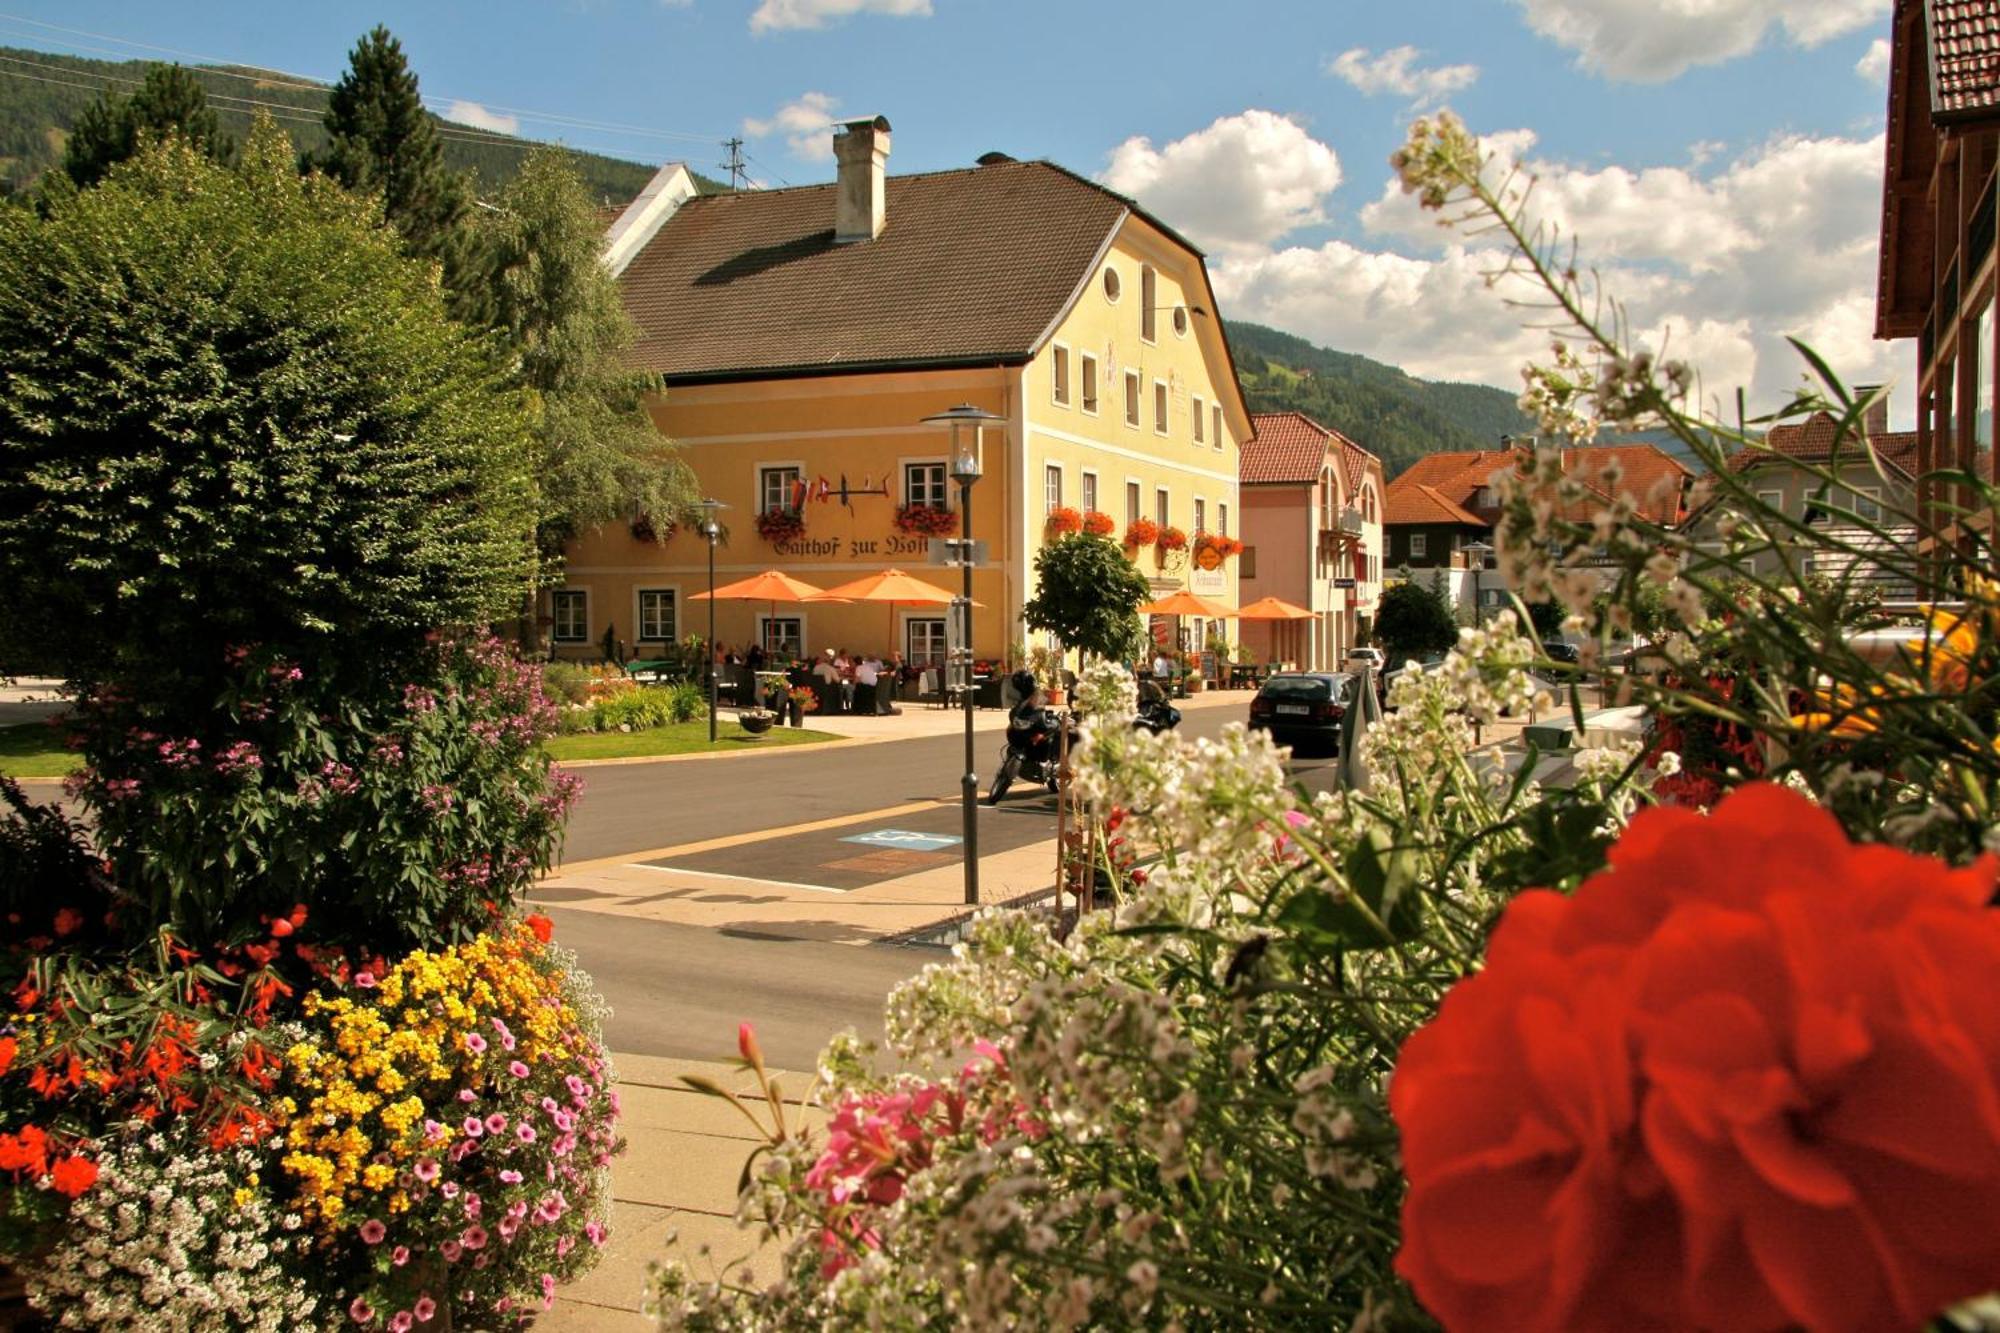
left=1172, top=306, right=1190, bottom=337
left=1102, top=266, right=1122, bottom=303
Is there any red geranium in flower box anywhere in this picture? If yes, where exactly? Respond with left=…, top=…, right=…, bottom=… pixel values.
left=755, top=509, right=806, bottom=543
left=1124, top=518, right=1159, bottom=548
left=893, top=503, right=958, bottom=537
left=1081, top=510, right=1116, bottom=537
left=1046, top=506, right=1083, bottom=535
left=1156, top=525, right=1188, bottom=552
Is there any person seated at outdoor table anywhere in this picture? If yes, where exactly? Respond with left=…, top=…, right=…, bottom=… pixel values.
left=1151, top=648, right=1174, bottom=681
left=832, top=649, right=857, bottom=711
left=745, top=641, right=766, bottom=672
left=811, top=649, right=842, bottom=708
left=856, top=653, right=884, bottom=712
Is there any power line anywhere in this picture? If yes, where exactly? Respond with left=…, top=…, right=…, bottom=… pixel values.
left=720, top=137, right=746, bottom=192
left=0, top=13, right=727, bottom=149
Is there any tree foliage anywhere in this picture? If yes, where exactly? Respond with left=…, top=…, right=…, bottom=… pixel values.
left=312, top=26, right=483, bottom=316
left=59, top=63, right=232, bottom=189
left=1022, top=535, right=1152, bottom=662
left=1375, top=579, right=1459, bottom=662
left=482, top=147, right=695, bottom=570
left=0, top=121, right=536, bottom=691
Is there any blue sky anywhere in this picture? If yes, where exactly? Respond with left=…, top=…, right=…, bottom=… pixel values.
left=0, top=1, right=1906, bottom=417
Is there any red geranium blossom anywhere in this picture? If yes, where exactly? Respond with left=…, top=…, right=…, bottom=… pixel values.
left=1392, top=784, right=2000, bottom=1333
left=524, top=913, right=554, bottom=944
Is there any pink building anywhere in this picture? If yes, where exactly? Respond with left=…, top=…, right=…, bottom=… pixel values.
left=1238, top=412, right=1386, bottom=670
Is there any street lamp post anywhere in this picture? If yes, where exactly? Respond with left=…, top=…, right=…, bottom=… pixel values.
left=1463, top=539, right=1494, bottom=625
left=922, top=404, right=1005, bottom=907
left=698, top=499, right=726, bottom=743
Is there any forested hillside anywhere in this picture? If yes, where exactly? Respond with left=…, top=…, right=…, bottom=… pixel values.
left=0, top=46, right=712, bottom=202
left=1227, top=320, right=1534, bottom=477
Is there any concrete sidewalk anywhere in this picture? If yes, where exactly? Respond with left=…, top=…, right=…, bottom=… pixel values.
left=544, top=1054, right=813, bottom=1331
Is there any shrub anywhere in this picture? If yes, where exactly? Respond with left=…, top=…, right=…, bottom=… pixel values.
left=665, top=678, right=709, bottom=724
left=1375, top=580, right=1458, bottom=663
left=592, top=687, right=675, bottom=732
left=67, top=634, right=579, bottom=956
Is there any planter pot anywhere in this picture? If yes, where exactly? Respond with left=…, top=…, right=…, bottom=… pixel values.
left=1186, top=677, right=1206, bottom=694
left=739, top=712, right=775, bottom=736
left=787, top=699, right=804, bottom=727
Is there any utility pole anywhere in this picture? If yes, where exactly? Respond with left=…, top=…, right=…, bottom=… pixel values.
left=720, top=138, right=748, bottom=192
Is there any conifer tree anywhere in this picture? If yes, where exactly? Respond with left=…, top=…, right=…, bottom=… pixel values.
left=61, top=64, right=231, bottom=189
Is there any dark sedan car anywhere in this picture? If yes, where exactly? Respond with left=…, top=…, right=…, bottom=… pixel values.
left=1248, top=672, right=1357, bottom=756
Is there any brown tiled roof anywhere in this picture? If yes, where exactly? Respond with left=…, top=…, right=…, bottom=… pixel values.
left=1729, top=410, right=1920, bottom=478
left=1385, top=443, right=1692, bottom=529
left=1929, top=0, right=2000, bottom=119
left=1242, top=410, right=1383, bottom=491
left=1385, top=483, right=1485, bottom=526
left=617, top=160, right=1130, bottom=382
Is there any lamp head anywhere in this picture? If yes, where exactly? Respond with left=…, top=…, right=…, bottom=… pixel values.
left=921, top=404, right=1005, bottom=484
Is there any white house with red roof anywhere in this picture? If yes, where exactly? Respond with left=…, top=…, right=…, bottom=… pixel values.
left=1238, top=411, right=1385, bottom=670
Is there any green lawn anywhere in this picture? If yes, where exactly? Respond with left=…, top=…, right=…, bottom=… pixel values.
left=0, top=721, right=79, bottom=778
left=0, top=718, right=834, bottom=778
left=542, top=720, right=837, bottom=761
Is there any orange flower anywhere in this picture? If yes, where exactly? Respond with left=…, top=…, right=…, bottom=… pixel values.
left=1393, top=785, right=2000, bottom=1333
left=51, top=907, right=83, bottom=937
left=47, top=1154, right=97, bottom=1197
left=0, top=1035, right=15, bottom=1075
left=525, top=913, right=554, bottom=944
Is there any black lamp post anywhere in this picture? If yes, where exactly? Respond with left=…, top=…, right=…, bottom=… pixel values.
left=1463, top=539, right=1494, bottom=625
left=923, top=404, right=1005, bottom=907
left=698, top=498, right=726, bottom=743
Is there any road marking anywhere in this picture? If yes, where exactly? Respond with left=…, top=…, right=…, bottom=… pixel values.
left=627, top=865, right=848, bottom=895
left=552, top=797, right=952, bottom=877
left=841, top=829, right=963, bottom=851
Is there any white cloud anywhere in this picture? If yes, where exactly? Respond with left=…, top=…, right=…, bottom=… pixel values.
left=1516, top=0, right=1891, bottom=82
left=1212, top=126, right=1899, bottom=417
left=749, top=0, right=930, bottom=33
left=1856, top=37, right=1892, bottom=85
left=1326, top=46, right=1479, bottom=105
left=744, top=91, right=841, bottom=161
left=1100, top=111, right=1342, bottom=257
left=445, top=100, right=519, bottom=135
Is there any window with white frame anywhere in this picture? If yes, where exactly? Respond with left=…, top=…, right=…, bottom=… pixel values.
left=1044, top=464, right=1063, bottom=513
left=907, top=618, right=947, bottom=667
left=761, top=616, right=802, bottom=660
left=1124, top=371, right=1141, bottom=427
left=1193, top=498, right=1206, bottom=534
left=1218, top=501, right=1229, bottom=536
left=1153, top=380, right=1169, bottom=436
left=552, top=590, right=587, bottom=642
left=1126, top=481, right=1141, bottom=526
left=637, top=590, right=675, bottom=642
left=1155, top=487, right=1170, bottom=529
left=1410, top=533, right=1429, bottom=559
left=1141, top=265, right=1158, bottom=342
left=760, top=465, right=801, bottom=513
left=905, top=461, right=947, bottom=510
left=1852, top=486, right=1882, bottom=522
left=1052, top=345, right=1071, bottom=406
left=1081, top=471, right=1098, bottom=516
left=1080, top=353, right=1099, bottom=414
left=1212, top=405, right=1223, bottom=450
left=1192, top=395, right=1205, bottom=443
left=1756, top=489, right=1784, bottom=514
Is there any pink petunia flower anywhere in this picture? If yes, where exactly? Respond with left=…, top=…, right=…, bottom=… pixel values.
left=414, top=1158, right=440, bottom=1183
left=349, top=1296, right=375, bottom=1324
left=464, top=1032, right=488, bottom=1054
left=389, top=1314, right=414, bottom=1333
left=462, top=1225, right=488, bottom=1251
left=516, top=1124, right=537, bottom=1144
left=485, top=1113, right=507, bottom=1135
left=462, top=1117, right=484, bottom=1138
left=359, top=1219, right=387, bottom=1245
left=440, top=1240, right=463, bottom=1262
left=392, top=1246, right=410, bottom=1267
left=413, top=1297, right=436, bottom=1323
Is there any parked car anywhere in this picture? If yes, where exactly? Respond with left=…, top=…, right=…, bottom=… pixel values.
left=1344, top=647, right=1385, bottom=673
left=1248, top=672, right=1357, bottom=756
left=1540, top=640, right=1581, bottom=664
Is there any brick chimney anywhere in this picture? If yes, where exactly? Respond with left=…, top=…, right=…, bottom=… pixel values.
left=833, top=116, right=891, bottom=243
left=1855, top=384, right=1889, bottom=437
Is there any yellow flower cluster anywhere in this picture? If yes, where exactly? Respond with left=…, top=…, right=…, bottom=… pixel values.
left=274, top=925, right=583, bottom=1227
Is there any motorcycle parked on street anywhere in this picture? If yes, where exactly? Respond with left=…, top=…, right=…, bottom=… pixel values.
left=987, top=677, right=1180, bottom=804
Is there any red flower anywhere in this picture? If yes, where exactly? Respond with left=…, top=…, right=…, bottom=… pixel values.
left=0, top=1035, right=14, bottom=1075
left=525, top=913, right=554, bottom=944
left=48, top=1154, right=97, bottom=1198
left=1123, top=518, right=1159, bottom=548
left=1392, top=784, right=2000, bottom=1333
left=1046, top=506, right=1083, bottom=535
left=1081, top=510, right=1116, bottom=537
left=1156, top=525, right=1188, bottom=551
left=51, top=907, right=83, bottom=937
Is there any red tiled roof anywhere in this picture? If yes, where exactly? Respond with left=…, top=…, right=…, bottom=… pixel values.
left=618, top=160, right=1133, bottom=382
left=1930, top=0, right=2000, bottom=119
left=1243, top=411, right=1334, bottom=483
left=1730, top=411, right=1920, bottom=478
left=1384, top=443, right=1692, bottom=529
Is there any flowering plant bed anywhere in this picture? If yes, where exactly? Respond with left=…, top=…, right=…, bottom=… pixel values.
left=753, top=509, right=805, bottom=544
left=1122, top=518, right=1159, bottom=548
left=891, top=503, right=957, bottom=537
left=1045, top=506, right=1082, bottom=535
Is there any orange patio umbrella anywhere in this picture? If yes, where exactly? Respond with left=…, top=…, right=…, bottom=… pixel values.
left=1234, top=595, right=1315, bottom=620
left=687, top=570, right=846, bottom=656
left=1137, top=590, right=1238, bottom=618
left=818, top=568, right=979, bottom=652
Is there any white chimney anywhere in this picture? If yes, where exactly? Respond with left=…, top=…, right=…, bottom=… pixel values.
left=833, top=116, right=891, bottom=243
left=1855, top=384, right=1889, bottom=437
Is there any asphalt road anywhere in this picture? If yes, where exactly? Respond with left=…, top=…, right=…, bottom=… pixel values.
left=558, top=702, right=1334, bottom=865
left=548, top=906, right=936, bottom=1070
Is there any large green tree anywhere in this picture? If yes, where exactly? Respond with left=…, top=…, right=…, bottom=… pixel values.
left=1375, top=578, right=1460, bottom=663
left=482, top=147, right=695, bottom=577
left=1023, top=535, right=1153, bottom=662
left=313, top=26, right=482, bottom=316
left=60, top=63, right=232, bottom=189
left=0, top=119, right=536, bottom=693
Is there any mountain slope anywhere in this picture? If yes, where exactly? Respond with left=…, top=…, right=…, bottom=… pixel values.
left=1226, top=320, right=1533, bottom=477
left=0, top=46, right=720, bottom=202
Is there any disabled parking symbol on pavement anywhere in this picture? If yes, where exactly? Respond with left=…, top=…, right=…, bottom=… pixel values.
left=841, top=829, right=964, bottom=852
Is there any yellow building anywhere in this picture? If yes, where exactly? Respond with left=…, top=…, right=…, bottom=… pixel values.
left=554, top=117, right=1250, bottom=675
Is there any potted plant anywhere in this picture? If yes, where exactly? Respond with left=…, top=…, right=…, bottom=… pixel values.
left=1081, top=510, right=1116, bottom=538
left=739, top=707, right=776, bottom=736
left=1123, top=517, right=1159, bottom=550
left=1046, top=505, right=1083, bottom=536
left=755, top=509, right=806, bottom=544
left=786, top=684, right=817, bottom=728
left=893, top=503, right=959, bottom=537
